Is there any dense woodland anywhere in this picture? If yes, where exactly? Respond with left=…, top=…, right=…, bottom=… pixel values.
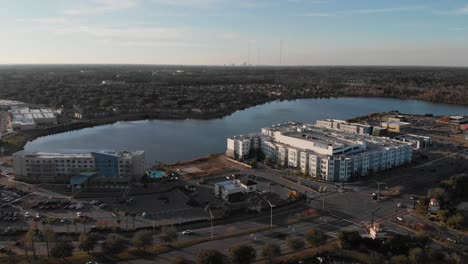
left=0, top=65, right=467, bottom=120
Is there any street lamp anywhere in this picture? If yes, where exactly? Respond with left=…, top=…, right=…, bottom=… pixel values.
left=208, top=209, right=214, bottom=240
left=319, top=186, right=327, bottom=209
left=371, top=207, right=382, bottom=225
left=373, top=181, right=385, bottom=201
left=410, top=196, right=416, bottom=209
left=266, top=199, right=275, bottom=228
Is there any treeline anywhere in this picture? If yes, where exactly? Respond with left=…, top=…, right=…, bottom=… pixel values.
left=0, top=66, right=467, bottom=121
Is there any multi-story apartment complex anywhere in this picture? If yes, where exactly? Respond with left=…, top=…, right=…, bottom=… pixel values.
left=13, top=150, right=145, bottom=183
left=226, top=122, right=413, bottom=182
left=226, top=134, right=260, bottom=159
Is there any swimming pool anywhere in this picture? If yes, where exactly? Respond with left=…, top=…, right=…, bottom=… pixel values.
left=148, top=170, right=166, bottom=179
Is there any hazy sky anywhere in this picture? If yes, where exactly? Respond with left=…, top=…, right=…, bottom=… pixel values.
left=1, top=0, right=468, bottom=66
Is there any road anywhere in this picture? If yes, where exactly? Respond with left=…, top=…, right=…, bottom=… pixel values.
left=121, top=214, right=362, bottom=264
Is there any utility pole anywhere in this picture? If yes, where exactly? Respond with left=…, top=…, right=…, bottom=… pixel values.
left=248, top=41, right=251, bottom=65
left=266, top=199, right=275, bottom=228
left=257, top=48, right=260, bottom=65
left=279, top=40, right=283, bottom=65
left=209, top=209, right=214, bottom=240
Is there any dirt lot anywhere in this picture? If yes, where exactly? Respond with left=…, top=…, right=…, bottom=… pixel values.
left=169, top=154, right=246, bottom=180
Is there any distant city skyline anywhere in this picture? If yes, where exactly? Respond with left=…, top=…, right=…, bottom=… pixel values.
left=2, top=0, right=468, bottom=66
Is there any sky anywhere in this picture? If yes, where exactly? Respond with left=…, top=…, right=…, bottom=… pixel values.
left=1, top=0, right=468, bottom=66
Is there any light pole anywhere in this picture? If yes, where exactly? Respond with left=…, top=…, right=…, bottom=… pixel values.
left=208, top=209, right=214, bottom=240
left=373, top=181, right=384, bottom=201
left=371, top=207, right=382, bottom=226
left=266, top=199, right=275, bottom=228
left=410, top=196, right=416, bottom=209
left=319, top=186, right=327, bottom=209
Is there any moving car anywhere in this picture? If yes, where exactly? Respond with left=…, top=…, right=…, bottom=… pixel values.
left=182, top=229, right=193, bottom=235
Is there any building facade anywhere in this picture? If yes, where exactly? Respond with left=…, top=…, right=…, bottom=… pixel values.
left=13, top=150, right=145, bottom=183
left=227, top=122, right=413, bottom=182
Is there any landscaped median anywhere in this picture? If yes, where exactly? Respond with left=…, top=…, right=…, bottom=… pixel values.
left=255, top=241, right=339, bottom=263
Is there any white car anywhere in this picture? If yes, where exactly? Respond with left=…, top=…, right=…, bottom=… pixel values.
left=36, top=213, right=42, bottom=219
left=141, top=212, right=148, bottom=218
left=24, top=212, right=31, bottom=218
left=76, top=212, right=83, bottom=217
left=182, top=229, right=193, bottom=235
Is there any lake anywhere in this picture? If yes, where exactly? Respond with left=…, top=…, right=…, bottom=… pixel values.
left=25, top=98, right=468, bottom=163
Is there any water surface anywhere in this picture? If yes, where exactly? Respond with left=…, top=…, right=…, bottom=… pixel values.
left=25, top=98, right=468, bottom=163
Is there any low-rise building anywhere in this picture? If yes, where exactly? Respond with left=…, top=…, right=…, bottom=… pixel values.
left=13, top=150, right=145, bottom=183
left=394, top=134, right=432, bottom=149
left=214, top=179, right=257, bottom=202
left=428, top=198, right=440, bottom=215
left=316, top=119, right=372, bottom=135
left=381, top=120, right=411, bottom=133
left=9, top=107, right=58, bottom=130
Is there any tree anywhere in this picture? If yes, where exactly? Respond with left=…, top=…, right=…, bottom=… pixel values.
left=261, top=243, right=281, bottom=263
left=171, top=256, right=190, bottom=264
left=305, top=228, right=326, bottom=247
left=102, top=233, right=128, bottom=255
left=437, top=209, right=449, bottom=223
left=43, top=228, right=56, bottom=258
left=24, top=228, right=37, bottom=260
left=337, top=231, right=361, bottom=249
left=160, top=226, right=178, bottom=244
left=197, top=249, right=225, bottom=264
left=229, top=245, right=256, bottom=264
left=286, top=237, right=305, bottom=251
left=390, top=254, right=409, bottom=264
left=415, top=197, right=429, bottom=215
left=50, top=240, right=74, bottom=259
left=427, top=188, right=447, bottom=204
left=132, top=230, right=153, bottom=250
left=447, top=213, right=464, bottom=229
left=78, top=233, right=98, bottom=254
left=408, top=247, right=426, bottom=264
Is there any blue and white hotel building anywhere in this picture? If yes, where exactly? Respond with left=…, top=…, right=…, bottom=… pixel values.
left=13, top=150, right=145, bottom=183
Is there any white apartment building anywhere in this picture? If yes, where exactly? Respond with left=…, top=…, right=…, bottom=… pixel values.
left=13, top=150, right=145, bottom=183
left=226, top=135, right=260, bottom=159
left=227, top=122, right=413, bottom=182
